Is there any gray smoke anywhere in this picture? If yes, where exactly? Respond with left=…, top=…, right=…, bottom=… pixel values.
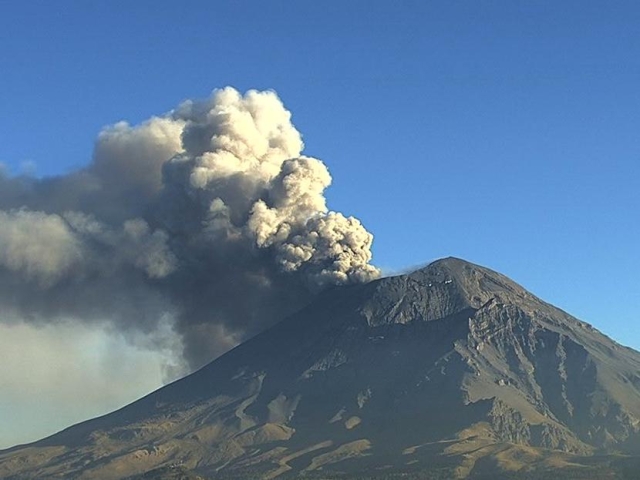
left=0, top=87, right=379, bottom=376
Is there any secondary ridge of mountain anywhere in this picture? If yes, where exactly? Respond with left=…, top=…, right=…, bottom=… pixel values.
left=3, top=257, right=640, bottom=479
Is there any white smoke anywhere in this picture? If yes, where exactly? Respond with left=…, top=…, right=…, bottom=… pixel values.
left=0, top=87, right=379, bottom=373
left=0, top=210, right=82, bottom=285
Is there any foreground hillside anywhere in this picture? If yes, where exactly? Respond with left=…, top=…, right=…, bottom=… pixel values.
left=129, top=452, right=640, bottom=479
left=3, top=258, right=640, bottom=479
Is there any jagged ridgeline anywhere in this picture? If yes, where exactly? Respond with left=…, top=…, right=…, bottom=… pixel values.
left=2, top=258, right=640, bottom=479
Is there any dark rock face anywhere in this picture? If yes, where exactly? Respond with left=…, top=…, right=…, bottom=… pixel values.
left=2, top=258, right=640, bottom=479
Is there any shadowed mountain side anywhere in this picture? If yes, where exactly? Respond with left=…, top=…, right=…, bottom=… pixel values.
left=2, top=257, right=640, bottom=479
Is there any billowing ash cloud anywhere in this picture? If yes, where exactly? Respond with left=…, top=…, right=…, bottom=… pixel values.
left=0, top=87, right=379, bottom=376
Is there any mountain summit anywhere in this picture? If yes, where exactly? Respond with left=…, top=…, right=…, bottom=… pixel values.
left=3, top=258, right=640, bottom=479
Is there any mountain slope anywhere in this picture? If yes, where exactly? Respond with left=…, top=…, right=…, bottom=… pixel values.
left=2, top=257, right=640, bottom=479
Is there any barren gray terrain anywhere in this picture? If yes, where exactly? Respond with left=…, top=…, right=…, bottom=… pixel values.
left=3, top=258, right=640, bottom=479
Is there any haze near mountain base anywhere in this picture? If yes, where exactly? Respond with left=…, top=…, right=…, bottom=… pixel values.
left=0, top=87, right=379, bottom=375
left=3, top=258, right=640, bottom=479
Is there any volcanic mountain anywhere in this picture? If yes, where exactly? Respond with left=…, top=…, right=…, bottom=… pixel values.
left=3, top=258, right=640, bottom=479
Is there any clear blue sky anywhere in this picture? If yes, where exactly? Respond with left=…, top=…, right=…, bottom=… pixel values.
left=0, top=0, right=639, bottom=447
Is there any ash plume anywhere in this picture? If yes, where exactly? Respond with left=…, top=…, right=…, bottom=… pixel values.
left=0, top=87, right=379, bottom=376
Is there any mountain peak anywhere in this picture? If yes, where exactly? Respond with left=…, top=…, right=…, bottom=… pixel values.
left=424, top=255, right=473, bottom=268
left=358, top=257, right=536, bottom=327
left=414, top=256, right=515, bottom=286
left=4, top=257, right=640, bottom=480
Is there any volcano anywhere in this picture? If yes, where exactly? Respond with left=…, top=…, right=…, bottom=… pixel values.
left=3, top=257, right=640, bottom=479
